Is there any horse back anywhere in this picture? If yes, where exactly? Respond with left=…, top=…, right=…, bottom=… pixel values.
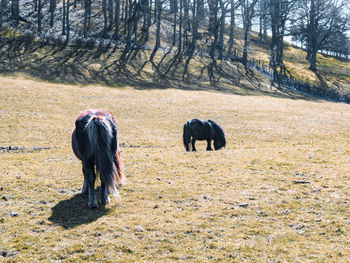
left=187, top=119, right=213, bottom=140
left=72, top=109, right=119, bottom=160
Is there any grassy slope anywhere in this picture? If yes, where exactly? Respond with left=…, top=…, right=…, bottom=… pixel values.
left=1, top=25, right=350, bottom=98
left=0, top=75, right=349, bottom=262
left=244, top=32, right=350, bottom=92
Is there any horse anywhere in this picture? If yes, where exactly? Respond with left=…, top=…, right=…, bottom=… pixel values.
left=71, top=109, right=124, bottom=208
left=183, top=119, right=226, bottom=151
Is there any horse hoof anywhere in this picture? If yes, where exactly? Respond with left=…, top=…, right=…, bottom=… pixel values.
left=88, top=201, right=98, bottom=209
left=101, top=196, right=110, bottom=205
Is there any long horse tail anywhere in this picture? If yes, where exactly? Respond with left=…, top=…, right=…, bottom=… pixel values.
left=208, top=120, right=226, bottom=150
left=183, top=121, right=191, bottom=151
left=85, top=116, right=120, bottom=195
left=113, top=147, right=125, bottom=188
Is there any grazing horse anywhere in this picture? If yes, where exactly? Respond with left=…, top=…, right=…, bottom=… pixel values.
left=71, top=109, right=124, bottom=208
left=183, top=119, right=226, bottom=151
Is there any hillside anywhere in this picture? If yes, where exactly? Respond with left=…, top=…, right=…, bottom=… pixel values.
left=1, top=22, right=350, bottom=102
left=0, top=75, right=349, bottom=261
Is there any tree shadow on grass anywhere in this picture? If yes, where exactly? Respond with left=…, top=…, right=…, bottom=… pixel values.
left=48, top=191, right=114, bottom=229
left=1, top=27, right=345, bottom=103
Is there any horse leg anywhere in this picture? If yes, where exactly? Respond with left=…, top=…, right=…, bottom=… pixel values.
left=83, top=161, right=98, bottom=209
left=81, top=177, right=88, bottom=195
left=206, top=139, right=213, bottom=151
left=191, top=139, right=197, bottom=151
left=100, top=180, right=110, bottom=206
left=185, top=142, right=190, bottom=152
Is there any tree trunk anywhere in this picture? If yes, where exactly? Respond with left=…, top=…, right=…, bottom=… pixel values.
left=178, top=0, right=183, bottom=52
left=227, top=0, right=236, bottom=59
left=147, top=0, right=152, bottom=32
left=49, top=0, right=56, bottom=27
left=125, top=0, right=133, bottom=51
left=11, top=0, right=19, bottom=26
left=133, top=0, right=140, bottom=43
left=269, top=0, right=279, bottom=81
left=37, top=0, right=42, bottom=33
left=309, top=47, right=317, bottom=72
left=141, top=0, right=150, bottom=42
left=209, top=0, right=218, bottom=59
left=102, top=0, right=108, bottom=36
left=0, top=0, right=6, bottom=27
left=258, top=0, right=263, bottom=39
left=108, top=0, right=114, bottom=30
left=155, top=0, right=161, bottom=50
left=183, top=0, right=189, bottom=51
left=183, top=0, right=202, bottom=78
left=62, top=0, right=66, bottom=35
left=66, top=0, right=70, bottom=41
left=124, top=0, right=129, bottom=34
left=149, top=0, right=161, bottom=61
left=0, top=0, right=2, bottom=27
left=114, top=0, right=120, bottom=39
left=207, top=0, right=217, bottom=35
left=269, top=0, right=290, bottom=81
left=218, top=0, right=226, bottom=60
left=83, top=0, right=91, bottom=37
left=172, top=10, right=177, bottom=46
left=189, top=0, right=200, bottom=54
left=306, top=0, right=318, bottom=71
left=242, top=20, right=250, bottom=65
left=121, top=0, right=124, bottom=20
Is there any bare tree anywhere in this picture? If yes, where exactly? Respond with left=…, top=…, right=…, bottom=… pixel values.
left=83, top=0, right=92, bottom=38
left=62, top=0, right=66, bottom=35
left=269, top=0, right=296, bottom=81
left=108, top=0, right=114, bottom=30
left=11, top=0, right=19, bottom=26
left=292, top=0, right=350, bottom=71
left=170, top=0, right=178, bottom=45
left=49, top=0, right=56, bottom=27
left=240, top=0, right=259, bottom=65
left=0, top=0, right=7, bottom=27
left=183, top=0, right=204, bottom=77
left=217, top=0, right=228, bottom=60
left=141, top=0, right=151, bottom=42
left=114, top=0, right=120, bottom=39
left=149, top=0, right=162, bottom=61
left=207, top=0, right=218, bottom=35
left=226, top=0, right=239, bottom=59
left=66, top=0, right=70, bottom=41
left=37, top=0, right=42, bottom=33
left=102, top=0, right=108, bottom=36
left=258, top=0, right=269, bottom=40
left=208, top=0, right=219, bottom=59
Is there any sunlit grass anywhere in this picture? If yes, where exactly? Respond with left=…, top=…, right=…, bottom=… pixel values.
left=250, top=38, right=350, bottom=90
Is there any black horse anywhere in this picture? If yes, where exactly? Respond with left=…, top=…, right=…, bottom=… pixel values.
left=71, top=109, right=124, bottom=209
left=183, top=119, right=226, bottom=151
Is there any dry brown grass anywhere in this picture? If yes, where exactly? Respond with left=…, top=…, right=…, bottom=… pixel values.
left=0, top=74, right=349, bottom=262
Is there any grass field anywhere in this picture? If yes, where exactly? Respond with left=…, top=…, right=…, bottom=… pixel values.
left=0, top=74, right=349, bottom=262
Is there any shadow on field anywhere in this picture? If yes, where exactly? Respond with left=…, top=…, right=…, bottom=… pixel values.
left=0, top=28, right=308, bottom=101
left=48, top=193, right=112, bottom=229
left=1, top=27, right=347, bottom=103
